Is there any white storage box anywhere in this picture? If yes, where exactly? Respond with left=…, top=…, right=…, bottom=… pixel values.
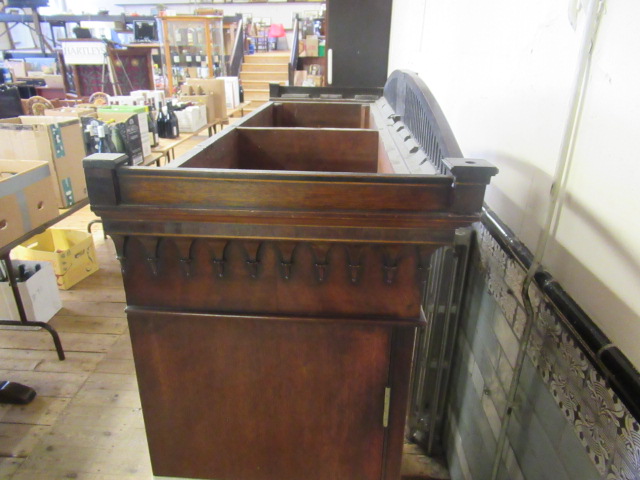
left=0, top=260, right=62, bottom=323
left=174, top=105, right=207, bottom=133
left=219, top=76, right=240, bottom=109
left=108, top=95, right=146, bottom=106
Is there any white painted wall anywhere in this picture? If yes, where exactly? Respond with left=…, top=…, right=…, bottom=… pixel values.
left=389, top=0, right=640, bottom=368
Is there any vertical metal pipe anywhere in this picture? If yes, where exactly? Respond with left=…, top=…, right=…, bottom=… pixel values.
left=489, top=1, right=606, bottom=478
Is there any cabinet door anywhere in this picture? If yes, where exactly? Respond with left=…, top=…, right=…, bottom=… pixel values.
left=326, top=0, right=393, bottom=88
left=128, top=309, right=392, bottom=480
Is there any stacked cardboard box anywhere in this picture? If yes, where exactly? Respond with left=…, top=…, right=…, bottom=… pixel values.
left=44, top=107, right=98, bottom=119
left=0, top=160, right=59, bottom=247
left=0, top=116, right=87, bottom=208
left=181, top=78, right=227, bottom=124
left=174, top=105, right=207, bottom=133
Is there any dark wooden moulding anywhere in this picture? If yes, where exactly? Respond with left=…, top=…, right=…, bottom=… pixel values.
left=83, top=70, right=497, bottom=480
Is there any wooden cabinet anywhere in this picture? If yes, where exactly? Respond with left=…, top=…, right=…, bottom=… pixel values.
left=84, top=71, right=497, bottom=480
left=129, top=310, right=408, bottom=480
left=160, top=15, right=226, bottom=95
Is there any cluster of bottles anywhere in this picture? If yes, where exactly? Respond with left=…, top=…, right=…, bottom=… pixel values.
left=83, top=119, right=126, bottom=155
left=170, top=49, right=224, bottom=84
left=154, top=100, right=182, bottom=139
left=0, top=263, right=42, bottom=283
left=16, top=264, right=41, bottom=282
left=171, top=49, right=208, bottom=68
left=83, top=105, right=163, bottom=156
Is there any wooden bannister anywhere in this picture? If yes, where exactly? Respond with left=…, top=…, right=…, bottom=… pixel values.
left=288, top=15, right=300, bottom=86
left=228, top=18, right=244, bottom=77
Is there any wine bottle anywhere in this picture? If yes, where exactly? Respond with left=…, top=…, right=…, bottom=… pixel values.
left=17, top=264, right=26, bottom=282
left=83, top=125, right=94, bottom=154
left=147, top=105, right=159, bottom=147
left=165, top=104, right=179, bottom=139
left=97, top=125, right=110, bottom=153
left=156, top=103, right=167, bottom=139
left=109, top=124, right=125, bottom=153
left=89, top=121, right=100, bottom=153
left=170, top=102, right=180, bottom=137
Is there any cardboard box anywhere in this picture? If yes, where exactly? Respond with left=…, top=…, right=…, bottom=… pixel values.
left=0, top=160, right=59, bottom=248
left=185, top=78, right=227, bottom=123
left=43, top=74, right=64, bottom=89
left=305, top=35, right=319, bottom=57
left=306, top=74, right=324, bottom=87
left=13, top=229, right=99, bottom=290
left=294, top=70, right=308, bottom=86
left=131, top=90, right=165, bottom=106
left=97, top=107, right=151, bottom=165
left=0, top=260, right=62, bottom=323
left=180, top=93, right=217, bottom=125
left=44, top=107, right=97, bottom=119
left=174, top=105, right=207, bottom=133
left=5, top=59, right=26, bottom=78
left=0, top=116, right=87, bottom=208
left=108, top=95, right=146, bottom=106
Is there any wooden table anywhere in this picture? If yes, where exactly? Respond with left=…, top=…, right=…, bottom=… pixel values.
left=194, top=121, right=220, bottom=137
left=0, top=198, right=90, bottom=361
left=141, top=152, right=164, bottom=167
left=151, top=134, right=193, bottom=164
left=227, top=101, right=252, bottom=118
left=151, top=122, right=218, bottom=164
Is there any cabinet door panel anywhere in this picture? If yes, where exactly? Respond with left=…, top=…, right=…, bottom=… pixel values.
left=128, top=310, right=392, bottom=480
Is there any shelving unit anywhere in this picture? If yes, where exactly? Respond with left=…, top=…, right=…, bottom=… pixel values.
left=160, top=15, right=226, bottom=95
left=0, top=13, right=156, bottom=52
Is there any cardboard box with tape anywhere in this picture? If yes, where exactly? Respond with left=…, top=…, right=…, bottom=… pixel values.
left=0, top=160, right=59, bottom=248
left=0, top=116, right=87, bottom=208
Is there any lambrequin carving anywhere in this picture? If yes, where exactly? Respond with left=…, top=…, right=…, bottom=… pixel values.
left=112, top=235, right=439, bottom=285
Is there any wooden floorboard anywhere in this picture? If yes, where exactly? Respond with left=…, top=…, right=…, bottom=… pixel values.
left=0, top=130, right=449, bottom=480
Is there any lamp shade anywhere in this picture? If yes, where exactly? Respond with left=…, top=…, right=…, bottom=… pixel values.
left=268, top=23, right=286, bottom=38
